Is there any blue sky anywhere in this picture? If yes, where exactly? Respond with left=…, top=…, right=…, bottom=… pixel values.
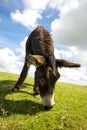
left=0, top=0, right=87, bottom=85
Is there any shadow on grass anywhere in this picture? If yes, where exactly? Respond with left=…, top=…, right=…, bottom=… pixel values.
left=0, top=99, right=43, bottom=116
left=0, top=80, right=33, bottom=98
left=0, top=80, right=43, bottom=116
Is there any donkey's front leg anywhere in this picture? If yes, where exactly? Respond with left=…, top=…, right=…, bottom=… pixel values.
left=33, top=69, right=40, bottom=96
left=11, top=60, right=30, bottom=93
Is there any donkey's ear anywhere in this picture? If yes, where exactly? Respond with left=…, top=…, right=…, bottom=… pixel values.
left=27, top=54, right=46, bottom=67
left=56, top=59, right=81, bottom=68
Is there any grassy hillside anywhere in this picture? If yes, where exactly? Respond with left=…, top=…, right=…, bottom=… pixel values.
left=0, top=72, right=87, bottom=130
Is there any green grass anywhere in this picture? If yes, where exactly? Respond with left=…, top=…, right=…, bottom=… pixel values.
left=0, top=72, right=87, bottom=130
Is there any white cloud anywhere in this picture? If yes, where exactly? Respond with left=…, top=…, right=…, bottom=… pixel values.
left=54, top=46, right=87, bottom=85
left=0, top=38, right=36, bottom=77
left=69, top=47, right=87, bottom=67
left=10, top=0, right=87, bottom=49
left=10, top=0, right=50, bottom=29
left=11, top=9, right=42, bottom=29
left=49, top=0, right=80, bottom=14
left=0, top=48, right=22, bottom=74
left=23, top=0, right=49, bottom=10
left=58, top=67, right=87, bottom=85
left=51, top=0, right=87, bottom=50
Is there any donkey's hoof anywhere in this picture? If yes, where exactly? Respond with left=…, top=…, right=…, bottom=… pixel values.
left=33, top=91, right=40, bottom=98
left=34, top=94, right=40, bottom=98
left=11, top=88, right=19, bottom=94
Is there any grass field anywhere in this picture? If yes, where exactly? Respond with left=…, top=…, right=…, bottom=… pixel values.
left=0, top=72, right=87, bottom=130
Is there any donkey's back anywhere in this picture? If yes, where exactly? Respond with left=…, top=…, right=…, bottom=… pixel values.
left=26, top=26, right=54, bottom=57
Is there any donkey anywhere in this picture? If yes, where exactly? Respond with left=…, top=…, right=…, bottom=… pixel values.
left=12, top=26, right=80, bottom=109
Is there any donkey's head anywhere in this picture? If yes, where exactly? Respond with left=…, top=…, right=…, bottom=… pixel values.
left=35, top=64, right=60, bottom=110
left=27, top=54, right=80, bottom=109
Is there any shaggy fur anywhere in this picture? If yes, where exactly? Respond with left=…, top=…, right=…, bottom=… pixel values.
left=12, top=26, right=57, bottom=93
